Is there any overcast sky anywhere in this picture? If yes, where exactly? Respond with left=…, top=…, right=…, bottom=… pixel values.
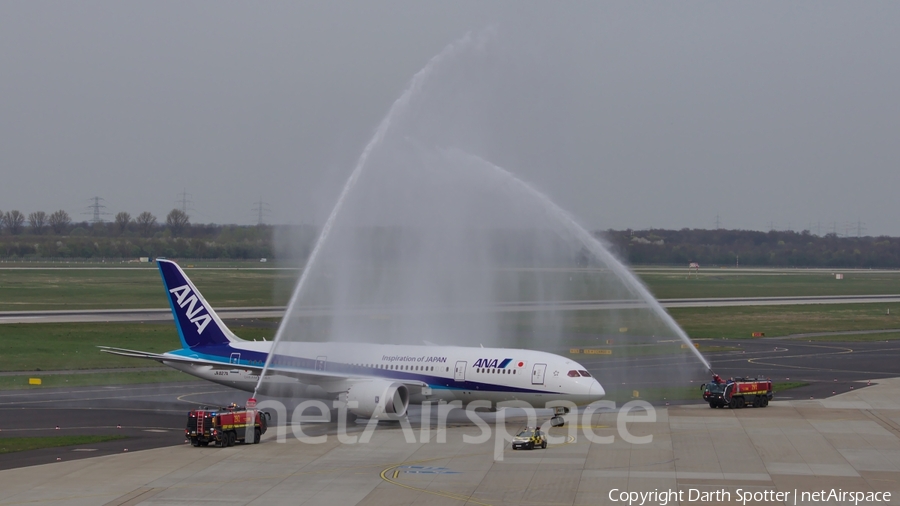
left=2, top=2, right=898, bottom=235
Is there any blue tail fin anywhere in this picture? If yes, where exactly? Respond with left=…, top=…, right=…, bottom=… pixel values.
left=157, top=260, right=240, bottom=349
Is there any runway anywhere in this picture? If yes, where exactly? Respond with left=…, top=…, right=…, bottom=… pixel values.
left=2, top=293, right=899, bottom=324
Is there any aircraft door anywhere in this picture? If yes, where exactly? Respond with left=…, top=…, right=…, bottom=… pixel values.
left=532, top=363, right=547, bottom=385
left=316, top=356, right=327, bottom=371
left=454, top=361, right=467, bottom=382
left=229, top=353, right=241, bottom=365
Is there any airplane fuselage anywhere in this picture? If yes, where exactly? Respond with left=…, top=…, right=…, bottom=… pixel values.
left=163, top=340, right=603, bottom=407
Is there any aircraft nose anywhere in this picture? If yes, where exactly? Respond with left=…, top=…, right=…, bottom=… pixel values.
left=589, top=380, right=605, bottom=398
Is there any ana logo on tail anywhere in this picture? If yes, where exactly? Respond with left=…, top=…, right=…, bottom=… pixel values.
left=168, top=284, right=212, bottom=334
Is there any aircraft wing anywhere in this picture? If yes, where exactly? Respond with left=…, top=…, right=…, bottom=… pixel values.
left=98, top=346, right=428, bottom=390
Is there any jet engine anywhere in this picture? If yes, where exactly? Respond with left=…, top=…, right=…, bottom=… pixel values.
left=346, top=380, right=410, bottom=420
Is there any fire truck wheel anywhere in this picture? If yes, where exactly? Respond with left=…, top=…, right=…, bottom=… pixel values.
left=254, top=428, right=261, bottom=444
left=729, top=398, right=739, bottom=409
left=762, top=397, right=769, bottom=407
left=227, top=431, right=236, bottom=447
left=200, top=441, right=209, bottom=447
left=709, top=402, right=716, bottom=409
left=190, top=437, right=199, bottom=447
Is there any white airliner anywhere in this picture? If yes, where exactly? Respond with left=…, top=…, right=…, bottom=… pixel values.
left=101, top=260, right=605, bottom=420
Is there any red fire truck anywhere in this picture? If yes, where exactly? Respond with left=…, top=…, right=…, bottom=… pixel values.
left=186, top=404, right=271, bottom=447
left=702, top=376, right=773, bottom=409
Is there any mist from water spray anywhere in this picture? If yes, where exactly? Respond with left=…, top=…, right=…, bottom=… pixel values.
left=254, top=31, right=487, bottom=397
left=449, top=149, right=712, bottom=371
left=262, top=29, right=711, bottom=399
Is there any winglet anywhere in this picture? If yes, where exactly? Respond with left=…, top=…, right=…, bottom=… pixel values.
left=157, top=259, right=241, bottom=349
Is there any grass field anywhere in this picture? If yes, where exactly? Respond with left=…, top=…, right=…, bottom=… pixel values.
left=638, top=270, right=900, bottom=299
left=2, top=305, right=896, bottom=373
left=0, top=267, right=295, bottom=311
left=668, top=304, right=900, bottom=339
left=2, top=264, right=898, bottom=389
left=2, top=265, right=898, bottom=312
left=0, top=370, right=197, bottom=390
left=0, top=322, right=277, bottom=372
left=0, top=435, right=127, bottom=454
left=567, top=342, right=741, bottom=359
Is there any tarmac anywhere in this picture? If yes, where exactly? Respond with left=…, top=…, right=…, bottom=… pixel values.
left=2, top=378, right=900, bottom=505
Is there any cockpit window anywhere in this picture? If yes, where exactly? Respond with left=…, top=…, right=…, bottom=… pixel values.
left=579, top=370, right=591, bottom=377
left=567, top=370, right=580, bottom=377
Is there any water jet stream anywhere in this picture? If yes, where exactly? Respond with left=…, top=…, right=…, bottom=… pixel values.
left=451, top=149, right=712, bottom=371
left=253, top=32, right=484, bottom=397
left=255, top=29, right=710, bottom=397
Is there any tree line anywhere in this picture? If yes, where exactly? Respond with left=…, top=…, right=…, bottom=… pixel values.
left=0, top=208, right=285, bottom=260
left=601, top=228, right=900, bottom=268
left=3, top=213, right=900, bottom=267
left=0, top=209, right=191, bottom=237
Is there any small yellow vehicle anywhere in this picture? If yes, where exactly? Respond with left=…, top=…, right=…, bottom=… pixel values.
left=512, top=427, right=547, bottom=450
